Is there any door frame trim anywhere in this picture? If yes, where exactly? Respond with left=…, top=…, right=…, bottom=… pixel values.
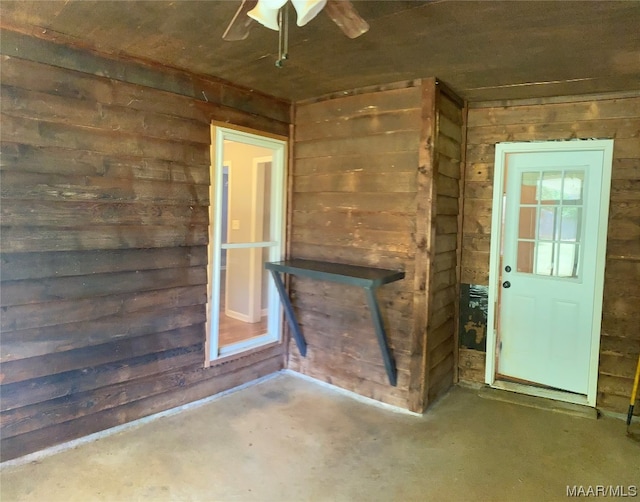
left=485, top=139, right=614, bottom=407
left=206, top=124, right=288, bottom=364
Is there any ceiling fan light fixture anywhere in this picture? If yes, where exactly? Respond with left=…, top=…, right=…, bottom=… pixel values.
left=291, top=0, right=327, bottom=26
left=247, top=0, right=287, bottom=31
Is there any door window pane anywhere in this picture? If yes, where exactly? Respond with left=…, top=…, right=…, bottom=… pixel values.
left=535, top=242, right=554, bottom=275
left=557, top=243, right=580, bottom=278
left=220, top=167, right=229, bottom=268
left=520, top=172, right=539, bottom=204
left=517, top=241, right=534, bottom=273
left=563, top=171, right=584, bottom=203
left=513, top=168, right=585, bottom=279
left=560, top=207, right=581, bottom=241
left=556, top=243, right=580, bottom=277
left=518, top=207, right=537, bottom=239
left=540, top=171, right=562, bottom=204
left=538, top=207, right=557, bottom=241
left=219, top=248, right=268, bottom=348
left=226, top=159, right=273, bottom=244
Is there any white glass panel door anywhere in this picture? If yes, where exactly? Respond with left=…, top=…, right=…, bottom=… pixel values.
left=499, top=150, right=602, bottom=394
left=487, top=140, right=613, bottom=407
left=209, top=127, right=286, bottom=361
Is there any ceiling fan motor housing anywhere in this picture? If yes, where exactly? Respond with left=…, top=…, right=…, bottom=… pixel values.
left=248, top=0, right=327, bottom=30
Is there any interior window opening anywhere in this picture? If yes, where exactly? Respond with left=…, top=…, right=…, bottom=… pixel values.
left=208, top=125, right=287, bottom=361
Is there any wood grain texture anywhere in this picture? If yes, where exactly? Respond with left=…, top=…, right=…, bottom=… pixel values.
left=407, top=78, right=437, bottom=412
left=454, top=101, right=469, bottom=384
left=290, top=82, right=423, bottom=411
left=0, top=31, right=291, bottom=461
left=458, top=92, right=640, bottom=413
left=0, top=29, right=290, bottom=125
left=423, top=90, right=464, bottom=406
left=458, top=348, right=486, bottom=384
left=0, top=354, right=283, bottom=461
left=290, top=79, right=465, bottom=413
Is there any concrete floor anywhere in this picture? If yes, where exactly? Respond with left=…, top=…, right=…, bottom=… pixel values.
left=1, top=371, right=638, bottom=501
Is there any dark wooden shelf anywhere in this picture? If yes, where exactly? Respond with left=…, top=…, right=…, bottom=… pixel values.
left=266, top=259, right=405, bottom=288
left=265, top=259, right=405, bottom=386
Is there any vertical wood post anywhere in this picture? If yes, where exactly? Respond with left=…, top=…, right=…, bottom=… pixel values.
left=407, top=78, right=437, bottom=412
left=454, top=102, right=469, bottom=383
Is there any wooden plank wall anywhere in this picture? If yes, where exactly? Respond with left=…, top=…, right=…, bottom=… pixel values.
left=290, top=82, right=424, bottom=410
left=289, top=79, right=464, bottom=412
left=459, top=92, right=640, bottom=413
left=0, top=28, right=290, bottom=461
left=424, top=86, right=465, bottom=404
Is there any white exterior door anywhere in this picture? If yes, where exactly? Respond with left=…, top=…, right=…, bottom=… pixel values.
left=487, top=141, right=613, bottom=404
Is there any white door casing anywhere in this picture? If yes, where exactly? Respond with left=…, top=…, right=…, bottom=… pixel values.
left=486, top=140, right=613, bottom=406
left=208, top=126, right=287, bottom=362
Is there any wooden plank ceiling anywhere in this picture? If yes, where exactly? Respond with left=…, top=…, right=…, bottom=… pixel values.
left=1, top=1, right=639, bottom=102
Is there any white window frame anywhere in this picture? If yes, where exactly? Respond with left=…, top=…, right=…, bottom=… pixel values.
left=207, top=125, right=287, bottom=363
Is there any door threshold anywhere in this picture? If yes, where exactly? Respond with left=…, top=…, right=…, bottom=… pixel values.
left=486, top=381, right=597, bottom=419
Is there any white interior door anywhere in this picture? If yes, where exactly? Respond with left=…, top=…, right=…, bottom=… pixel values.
left=487, top=141, right=613, bottom=404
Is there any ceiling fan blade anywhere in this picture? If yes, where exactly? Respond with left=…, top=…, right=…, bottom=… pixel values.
left=324, top=0, right=369, bottom=39
left=223, top=0, right=258, bottom=41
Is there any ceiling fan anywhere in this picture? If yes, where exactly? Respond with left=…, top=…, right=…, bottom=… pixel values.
left=222, top=0, right=370, bottom=41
